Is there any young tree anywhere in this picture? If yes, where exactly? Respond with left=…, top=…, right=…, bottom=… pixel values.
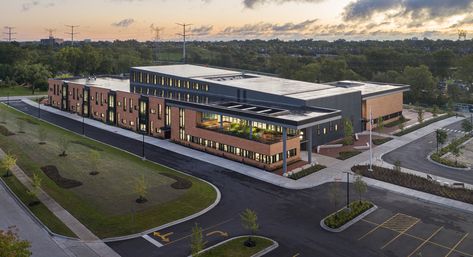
left=89, top=150, right=101, bottom=175
left=398, top=121, right=405, bottom=132
left=329, top=182, right=341, bottom=212
left=417, top=108, right=424, bottom=124
left=394, top=160, right=402, bottom=172
left=451, top=146, right=462, bottom=166
left=240, top=208, right=259, bottom=247
left=16, top=119, right=25, bottom=133
left=37, top=127, right=47, bottom=144
left=1, top=153, right=16, bottom=177
left=343, top=118, right=354, bottom=145
left=58, top=138, right=70, bottom=157
left=435, top=130, right=448, bottom=153
left=431, top=105, right=439, bottom=117
left=190, top=223, right=205, bottom=257
left=0, top=226, right=31, bottom=257
left=27, top=173, right=42, bottom=206
left=353, top=175, right=367, bottom=203
left=134, top=175, right=148, bottom=203
left=377, top=116, right=384, bottom=132
left=462, top=120, right=472, bottom=133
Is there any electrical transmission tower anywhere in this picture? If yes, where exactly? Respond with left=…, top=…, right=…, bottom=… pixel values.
left=176, top=23, right=192, bottom=63
left=65, top=25, right=79, bottom=46
left=3, top=26, right=16, bottom=42
left=151, top=27, right=162, bottom=63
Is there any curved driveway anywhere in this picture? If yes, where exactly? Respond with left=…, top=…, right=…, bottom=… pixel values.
left=383, top=120, right=473, bottom=184
left=8, top=101, right=473, bottom=257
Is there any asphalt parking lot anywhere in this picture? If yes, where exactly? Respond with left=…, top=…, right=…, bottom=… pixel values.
left=342, top=208, right=473, bottom=257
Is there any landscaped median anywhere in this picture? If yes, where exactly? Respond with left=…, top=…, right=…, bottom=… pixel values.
left=0, top=103, right=218, bottom=238
left=352, top=165, right=473, bottom=204
left=394, top=114, right=454, bottom=136
left=430, top=134, right=472, bottom=169
left=288, top=164, right=326, bottom=180
left=194, top=236, right=277, bottom=257
left=321, top=201, right=377, bottom=232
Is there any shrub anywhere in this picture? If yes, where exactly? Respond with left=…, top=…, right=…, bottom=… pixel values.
left=372, top=137, right=392, bottom=145
left=394, top=114, right=453, bottom=136
left=288, top=164, right=326, bottom=180
left=337, top=151, right=362, bottom=160
left=430, top=134, right=471, bottom=168
left=324, top=201, right=373, bottom=229
left=352, top=165, right=473, bottom=204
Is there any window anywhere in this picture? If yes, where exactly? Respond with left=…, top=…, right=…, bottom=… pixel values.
left=123, top=97, right=127, bottom=111
left=165, top=106, right=171, bottom=126
left=158, top=104, right=162, bottom=119
left=150, top=108, right=156, bottom=114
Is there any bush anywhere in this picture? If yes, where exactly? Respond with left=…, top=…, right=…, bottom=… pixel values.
left=352, top=165, right=473, bottom=204
left=337, top=151, right=362, bottom=160
left=385, top=117, right=410, bottom=128
left=430, top=134, right=471, bottom=168
left=288, top=164, right=326, bottom=180
left=324, top=201, right=373, bottom=229
left=372, top=137, right=393, bottom=145
left=394, top=114, right=453, bottom=136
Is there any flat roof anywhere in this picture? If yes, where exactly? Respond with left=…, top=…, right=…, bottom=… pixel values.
left=132, top=65, right=408, bottom=101
left=65, top=77, right=130, bottom=92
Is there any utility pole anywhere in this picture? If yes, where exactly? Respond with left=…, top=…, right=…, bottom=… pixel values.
left=3, top=26, right=16, bottom=42
left=65, top=25, right=79, bottom=46
left=176, top=23, right=192, bottom=63
left=151, top=27, right=162, bottom=64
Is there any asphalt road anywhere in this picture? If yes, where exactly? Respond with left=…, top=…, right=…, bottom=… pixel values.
left=7, top=101, right=473, bottom=257
left=383, top=120, right=473, bottom=184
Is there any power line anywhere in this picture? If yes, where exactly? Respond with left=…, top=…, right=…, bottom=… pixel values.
left=65, top=25, right=79, bottom=46
left=3, top=26, right=16, bottom=42
left=176, top=23, right=192, bottom=63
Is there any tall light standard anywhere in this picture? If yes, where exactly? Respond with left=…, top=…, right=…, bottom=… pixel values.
left=38, top=98, right=41, bottom=118
left=369, top=107, right=373, bottom=172
left=7, top=92, right=9, bottom=106
left=342, top=171, right=352, bottom=209
left=141, top=131, right=146, bottom=160
left=82, top=113, right=85, bottom=135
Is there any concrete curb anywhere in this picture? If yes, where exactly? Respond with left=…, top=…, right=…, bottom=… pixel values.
left=426, top=151, right=471, bottom=171
left=320, top=204, right=378, bottom=233
left=2, top=102, right=222, bottom=242
left=188, top=235, right=278, bottom=257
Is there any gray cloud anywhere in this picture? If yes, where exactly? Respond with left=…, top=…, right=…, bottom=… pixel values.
left=243, top=0, right=324, bottom=8
left=343, top=0, right=473, bottom=23
left=190, top=25, right=214, bottom=36
left=221, top=19, right=317, bottom=36
left=112, top=18, right=135, bottom=28
left=22, top=0, right=56, bottom=11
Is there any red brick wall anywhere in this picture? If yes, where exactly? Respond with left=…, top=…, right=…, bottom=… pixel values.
left=89, top=86, right=110, bottom=123
left=67, top=83, right=84, bottom=115
left=148, top=97, right=166, bottom=138
left=116, top=91, right=140, bottom=131
left=48, top=79, right=62, bottom=109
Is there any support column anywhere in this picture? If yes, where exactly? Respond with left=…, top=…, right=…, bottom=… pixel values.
left=249, top=121, right=253, bottom=139
left=219, top=114, right=223, bottom=129
left=307, top=127, right=313, bottom=164
left=282, top=127, right=287, bottom=176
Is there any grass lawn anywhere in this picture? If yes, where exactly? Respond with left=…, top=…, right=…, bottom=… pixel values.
left=0, top=175, right=76, bottom=237
left=200, top=237, right=274, bottom=257
left=0, top=104, right=217, bottom=238
left=0, top=86, right=47, bottom=97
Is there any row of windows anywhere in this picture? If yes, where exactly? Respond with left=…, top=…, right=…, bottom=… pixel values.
left=315, top=121, right=339, bottom=136
left=372, top=111, right=403, bottom=124
left=132, top=86, right=210, bottom=104
left=131, top=71, right=209, bottom=92
left=183, top=134, right=297, bottom=165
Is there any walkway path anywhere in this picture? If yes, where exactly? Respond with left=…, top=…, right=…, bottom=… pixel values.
left=0, top=149, right=120, bottom=257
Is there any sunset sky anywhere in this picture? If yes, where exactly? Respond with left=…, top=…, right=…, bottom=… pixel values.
left=2, top=0, right=473, bottom=41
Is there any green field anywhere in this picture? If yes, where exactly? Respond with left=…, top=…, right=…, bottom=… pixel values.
left=0, top=104, right=217, bottom=238
left=0, top=86, right=47, bottom=97
left=200, top=237, right=274, bottom=257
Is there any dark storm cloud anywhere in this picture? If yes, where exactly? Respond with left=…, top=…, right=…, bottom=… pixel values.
left=343, top=0, right=473, bottom=22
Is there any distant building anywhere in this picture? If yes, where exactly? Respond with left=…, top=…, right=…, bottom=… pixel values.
left=48, top=65, right=409, bottom=173
left=40, top=37, right=64, bottom=46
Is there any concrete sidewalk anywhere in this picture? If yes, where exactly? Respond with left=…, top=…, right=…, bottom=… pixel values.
left=0, top=149, right=120, bottom=257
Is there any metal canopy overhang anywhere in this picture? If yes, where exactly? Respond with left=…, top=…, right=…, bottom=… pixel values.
left=166, top=99, right=341, bottom=130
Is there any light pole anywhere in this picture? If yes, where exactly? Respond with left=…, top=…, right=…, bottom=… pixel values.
left=141, top=132, right=146, bottom=160
left=369, top=107, right=373, bottom=172
left=343, top=171, right=351, bottom=209
left=7, top=93, right=9, bottom=106
left=82, top=114, right=85, bottom=135
left=38, top=98, right=41, bottom=118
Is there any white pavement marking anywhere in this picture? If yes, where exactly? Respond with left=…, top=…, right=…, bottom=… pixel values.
left=142, top=235, right=163, bottom=248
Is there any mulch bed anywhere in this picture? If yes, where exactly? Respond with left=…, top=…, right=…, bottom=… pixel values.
left=0, top=125, right=15, bottom=136
left=40, top=165, right=82, bottom=189
left=161, top=173, right=192, bottom=189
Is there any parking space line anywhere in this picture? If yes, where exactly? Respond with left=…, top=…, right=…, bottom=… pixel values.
left=292, top=254, right=300, bottom=257
left=406, top=226, right=443, bottom=257
left=381, top=219, right=420, bottom=249
left=142, top=234, right=164, bottom=248
left=358, top=213, right=400, bottom=240
left=444, top=233, right=469, bottom=257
